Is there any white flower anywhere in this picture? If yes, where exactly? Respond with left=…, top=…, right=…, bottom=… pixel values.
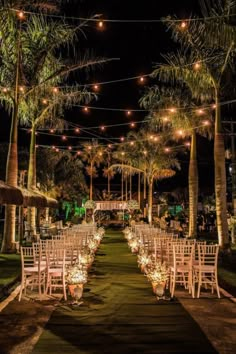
left=66, top=263, right=88, bottom=285
left=146, top=262, right=169, bottom=283
left=126, top=199, right=139, bottom=210
left=84, top=200, right=96, bottom=209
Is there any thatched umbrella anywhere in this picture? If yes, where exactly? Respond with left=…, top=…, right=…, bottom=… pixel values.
left=0, top=180, right=23, bottom=205
left=20, top=188, right=48, bottom=208
left=45, top=196, right=58, bottom=209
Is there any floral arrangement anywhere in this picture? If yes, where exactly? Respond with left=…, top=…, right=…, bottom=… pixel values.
left=97, top=227, right=105, bottom=236
left=146, top=261, right=169, bottom=284
left=137, top=251, right=152, bottom=268
left=88, top=239, right=98, bottom=252
left=126, top=199, right=139, bottom=210
left=79, top=252, right=94, bottom=267
left=66, top=263, right=88, bottom=285
left=84, top=200, right=96, bottom=209
left=128, top=237, right=140, bottom=253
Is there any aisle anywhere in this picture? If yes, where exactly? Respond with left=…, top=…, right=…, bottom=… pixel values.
left=32, top=230, right=217, bottom=354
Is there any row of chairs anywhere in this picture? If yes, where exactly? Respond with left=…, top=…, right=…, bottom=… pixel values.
left=132, top=225, right=220, bottom=298
left=18, top=225, right=98, bottom=301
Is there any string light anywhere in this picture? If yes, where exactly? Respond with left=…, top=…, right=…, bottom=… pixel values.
left=120, top=137, right=124, bottom=141
left=93, top=84, right=99, bottom=91
left=83, top=106, right=89, bottom=113
left=75, top=128, right=80, bottom=133
left=98, top=20, right=104, bottom=29
left=126, top=110, right=132, bottom=116
left=203, top=120, right=210, bottom=126
left=68, top=146, right=72, bottom=150
left=177, top=130, right=184, bottom=136
left=77, top=151, right=81, bottom=155
left=100, top=126, right=105, bottom=131
left=62, top=135, right=67, bottom=140
left=17, top=11, right=25, bottom=20
left=42, top=99, right=48, bottom=105
left=180, top=21, right=187, bottom=29
left=164, top=147, right=170, bottom=152
left=53, top=87, right=59, bottom=93
left=139, top=76, right=145, bottom=84
left=50, top=129, right=54, bottom=133
left=185, top=142, right=191, bottom=147
left=130, top=122, right=135, bottom=127
left=194, top=62, right=201, bottom=70
left=11, top=8, right=236, bottom=23
left=3, top=88, right=8, bottom=93
left=19, top=86, right=24, bottom=92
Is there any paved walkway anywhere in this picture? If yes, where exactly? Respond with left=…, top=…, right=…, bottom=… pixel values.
left=0, top=230, right=235, bottom=353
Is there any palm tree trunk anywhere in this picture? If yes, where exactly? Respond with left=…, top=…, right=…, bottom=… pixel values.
left=90, top=161, right=93, bottom=199
left=214, top=89, right=230, bottom=251
left=129, top=166, right=132, bottom=200
left=188, top=131, right=198, bottom=238
left=144, top=171, right=147, bottom=218
left=125, top=174, right=128, bottom=200
left=27, top=125, right=37, bottom=234
left=2, top=24, right=21, bottom=253
left=2, top=103, right=19, bottom=253
left=138, top=172, right=141, bottom=208
left=148, top=177, right=153, bottom=224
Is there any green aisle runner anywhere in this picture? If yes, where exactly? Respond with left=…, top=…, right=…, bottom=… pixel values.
left=33, top=230, right=217, bottom=354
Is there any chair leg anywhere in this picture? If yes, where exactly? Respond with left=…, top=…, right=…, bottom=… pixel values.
left=197, top=272, right=202, bottom=298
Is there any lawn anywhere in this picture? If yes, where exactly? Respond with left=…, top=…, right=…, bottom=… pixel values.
left=0, top=254, right=21, bottom=287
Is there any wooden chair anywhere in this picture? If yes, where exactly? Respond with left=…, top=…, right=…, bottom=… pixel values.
left=46, top=248, right=67, bottom=300
left=169, top=244, right=194, bottom=298
left=192, top=244, right=220, bottom=298
left=19, top=246, right=46, bottom=301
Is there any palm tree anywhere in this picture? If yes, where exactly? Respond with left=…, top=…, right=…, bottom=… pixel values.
left=140, top=85, right=213, bottom=237
left=111, top=129, right=179, bottom=223
left=151, top=1, right=236, bottom=249
left=24, top=86, right=96, bottom=232
left=0, top=5, right=111, bottom=252
left=81, top=140, right=105, bottom=200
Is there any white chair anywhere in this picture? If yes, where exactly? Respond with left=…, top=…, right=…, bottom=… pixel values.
left=193, top=244, right=220, bottom=298
left=169, top=244, right=194, bottom=298
left=19, top=246, right=46, bottom=301
left=46, top=248, right=67, bottom=300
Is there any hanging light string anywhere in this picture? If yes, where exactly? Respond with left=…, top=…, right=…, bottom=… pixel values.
left=10, top=8, right=236, bottom=23
left=0, top=54, right=222, bottom=93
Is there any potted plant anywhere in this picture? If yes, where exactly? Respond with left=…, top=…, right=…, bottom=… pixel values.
left=146, top=261, right=169, bottom=298
left=66, top=262, right=88, bottom=300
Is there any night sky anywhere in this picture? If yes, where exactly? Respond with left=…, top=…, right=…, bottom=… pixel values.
left=0, top=0, right=215, bottom=193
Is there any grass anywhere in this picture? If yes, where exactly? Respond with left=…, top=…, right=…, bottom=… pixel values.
left=0, top=254, right=21, bottom=287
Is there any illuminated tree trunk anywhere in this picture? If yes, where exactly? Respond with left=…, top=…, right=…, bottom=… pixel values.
left=27, top=124, right=37, bottom=234
left=143, top=171, right=147, bottom=218
left=2, top=109, right=19, bottom=252
left=90, top=161, right=93, bottom=199
left=138, top=172, right=141, bottom=208
left=188, top=131, right=198, bottom=238
left=148, top=177, right=153, bottom=224
left=129, top=166, right=132, bottom=200
left=2, top=23, right=21, bottom=253
left=214, top=89, right=229, bottom=250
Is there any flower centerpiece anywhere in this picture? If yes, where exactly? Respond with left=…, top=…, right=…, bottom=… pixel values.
left=66, top=262, right=88, bottom=300
left=128, top=237, right=140, bottom=253
left=84, top=200, right=96, bottom=209
left=79, top=251, right=94, bottom=269
left=126, top=199, right=139, bottom=210
left=137, top=250, right=152, bottom=273
left=146, top=261, right=169, bottom=298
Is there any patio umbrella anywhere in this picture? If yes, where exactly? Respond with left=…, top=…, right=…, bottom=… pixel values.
left=0, top=180, right=23, bottom=205
left=45, top=196, right=58, bottom=209
left=20, top=188, right=48, bottom=208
